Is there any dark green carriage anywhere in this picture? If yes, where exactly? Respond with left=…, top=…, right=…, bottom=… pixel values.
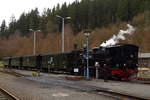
left=3, top=57, right=20, bottom=68
left=22, top=55, right=36, bottom=69
left=11, top=57, right=20, bottom=68
left=2, top=50, right=83, bottom=75
left=41, top=50, right=83, bottom=74
left=41, top=53, right=69, bottom=72
left=41, top=54, right=54, bottom=72
left=3, top=57, right=10, bottom=67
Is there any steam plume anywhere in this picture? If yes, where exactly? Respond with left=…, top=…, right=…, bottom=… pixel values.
left=100, top=24, right=135, bottom=47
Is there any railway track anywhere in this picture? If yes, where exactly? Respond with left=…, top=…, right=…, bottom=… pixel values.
left=0, top=68, right=27, bottom=77
left=0, top=88, right=19, bottom=100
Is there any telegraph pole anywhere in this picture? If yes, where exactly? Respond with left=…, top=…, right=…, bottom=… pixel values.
left=84, top=30, right=91, bottom=79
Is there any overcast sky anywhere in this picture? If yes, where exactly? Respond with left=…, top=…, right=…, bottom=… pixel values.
left=0, top=0, right=77, bottom=25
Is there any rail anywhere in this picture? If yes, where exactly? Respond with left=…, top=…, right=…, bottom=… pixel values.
left=92, top=88, right=147, bottom=100
left=0, top=88, right=19, bottom=100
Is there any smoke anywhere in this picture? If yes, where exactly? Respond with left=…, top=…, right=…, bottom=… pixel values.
left=100, top=24, right=136, bottom=47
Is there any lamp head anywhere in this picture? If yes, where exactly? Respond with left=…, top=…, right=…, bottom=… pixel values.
left=29, top=29, right=33, bottom=32
left=84, top=30, right=92, bottom=36
left=56, top=15, right=62, bottom=19
left=36, top=30, right=41, bottom=32
left=65, top=17, right=71, bottom=19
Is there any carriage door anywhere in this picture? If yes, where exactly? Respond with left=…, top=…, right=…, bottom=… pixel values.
left=36, top=55, right=42, bottom=71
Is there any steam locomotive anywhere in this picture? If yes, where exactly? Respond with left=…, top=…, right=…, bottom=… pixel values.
left=3, top=44, right=139, bottom=80
left=92, top=44, right=139, bottom=80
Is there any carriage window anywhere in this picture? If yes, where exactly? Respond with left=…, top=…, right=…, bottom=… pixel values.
left=48, top=57, right=53, bottom=64
left=27, top=58, right=29, bottom=62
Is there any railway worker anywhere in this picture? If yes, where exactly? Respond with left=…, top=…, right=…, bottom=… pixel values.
left=103, top=64, right=109, bottom=82
left=95, top=62, right=99, bottom=79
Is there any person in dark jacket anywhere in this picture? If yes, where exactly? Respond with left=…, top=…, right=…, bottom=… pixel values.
left=103, top=64, right=109, bottom=82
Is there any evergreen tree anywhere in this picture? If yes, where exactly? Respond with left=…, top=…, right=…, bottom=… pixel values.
left=0, top=20, right=7, bottom=37
left=0, top=0, right=150, bottom=37
left=16, top=13, right=30, bottom=35
left=29, top=8, right=40, bottom=30
left=9, top=15, right=17, bottom=34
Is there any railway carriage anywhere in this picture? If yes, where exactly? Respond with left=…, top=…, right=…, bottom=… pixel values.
left=22, top=55, right=36, bottom=70
left=40, top=50, right=83, bottom=74
left=10, top=57, right=20, bottom=68
left=3, top=50, right=83, bottom=74
left=3, top=57, right=10, bottom=67
left=41, top=53, right=68, bottom=72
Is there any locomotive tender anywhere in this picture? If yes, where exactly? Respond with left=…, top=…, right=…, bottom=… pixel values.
left=3, top=44, right=139, bottom=80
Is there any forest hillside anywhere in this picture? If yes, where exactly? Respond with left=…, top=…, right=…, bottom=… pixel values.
left=0, top=0, right=149, bottom=58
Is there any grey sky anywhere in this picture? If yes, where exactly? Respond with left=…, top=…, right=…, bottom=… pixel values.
left=0, top=0, right=77, bottom=25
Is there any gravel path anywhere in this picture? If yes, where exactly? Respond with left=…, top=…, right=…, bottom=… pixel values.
left=85, top=79, right=150, bottom=99
left=9, top=68, right=150, bottom=99
left=2, top=68, right=150, bottom=99
left=0, top=71, right=112, bottom=100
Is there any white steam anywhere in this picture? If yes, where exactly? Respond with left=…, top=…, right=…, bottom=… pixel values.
left=100, top=24, right=135, bottom=47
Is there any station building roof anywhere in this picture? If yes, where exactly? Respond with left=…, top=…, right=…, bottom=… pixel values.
left=138, top=53, right=150, bottom=58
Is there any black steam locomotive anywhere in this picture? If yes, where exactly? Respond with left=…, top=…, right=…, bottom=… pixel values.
left=92, top=44, right=139, bottom=80
left=3, top=44, right=139, bottom=80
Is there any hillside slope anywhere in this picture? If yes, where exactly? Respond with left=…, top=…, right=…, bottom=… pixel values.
left=0, top=12, right=149, bottom=58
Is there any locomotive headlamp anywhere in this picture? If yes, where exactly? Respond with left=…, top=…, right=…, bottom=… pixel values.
left=116, top=64, right=119, bottom=67
left=130, top=54, right=134, bottom=58
left=124, top=64, right=126, bottom=66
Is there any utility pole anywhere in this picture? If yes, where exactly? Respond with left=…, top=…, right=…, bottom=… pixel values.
left=29, top=29, right=41, bottom=55
left=84, top=30, right=91, bottom=80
